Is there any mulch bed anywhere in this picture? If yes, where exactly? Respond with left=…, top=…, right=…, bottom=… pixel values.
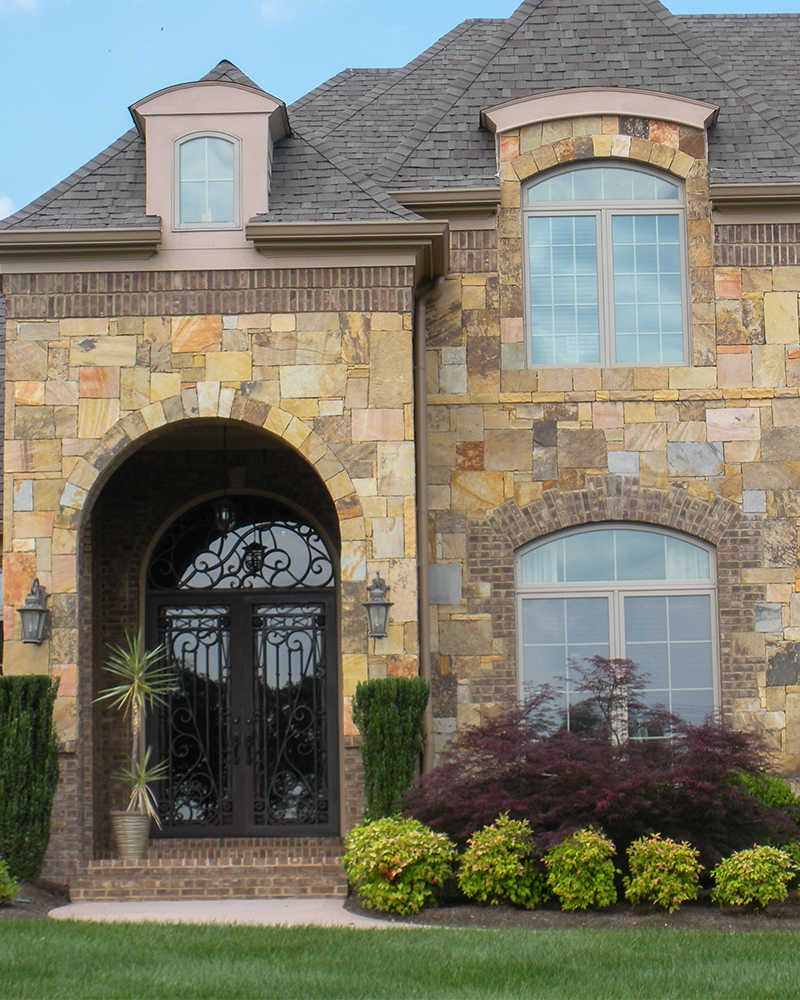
left=344, top=890, right=800, bottom=932
left=0, top=882, right=69, bottom=920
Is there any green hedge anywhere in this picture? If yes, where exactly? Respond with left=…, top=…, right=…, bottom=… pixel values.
left=0, top=676, right=60, bottom=882
left=352, top=677, right=429, bottom=820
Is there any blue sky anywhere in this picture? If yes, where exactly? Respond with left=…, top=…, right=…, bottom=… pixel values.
left=2, top=0, right=800, bottom=221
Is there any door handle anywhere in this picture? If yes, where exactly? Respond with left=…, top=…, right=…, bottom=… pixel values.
left=232, top=732, right=241, bottom=766
left=245, top=733, right=254, bottom=766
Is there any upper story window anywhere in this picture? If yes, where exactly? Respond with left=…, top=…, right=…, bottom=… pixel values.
left=516, top=525, right=717, bottom=732
left=523, top=163, right=688, bottom=367
left=174, top=133, right=241, bottom=230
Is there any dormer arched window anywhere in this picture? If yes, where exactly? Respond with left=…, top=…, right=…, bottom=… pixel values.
left=174, top=132, right=241, bottom=230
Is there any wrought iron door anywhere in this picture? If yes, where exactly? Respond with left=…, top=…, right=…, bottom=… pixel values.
left=146, top=497, right=338, bottom=837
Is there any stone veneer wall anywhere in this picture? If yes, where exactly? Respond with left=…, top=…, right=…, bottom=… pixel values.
left=1, top=266, right=420, bottom=876
left=425, top=115, right=800, bottom=773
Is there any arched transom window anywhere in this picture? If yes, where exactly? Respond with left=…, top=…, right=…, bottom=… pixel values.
left=174, top=133, right=240, bottom=230
left=523, top=163, right=688, bottom=367
left=516, top=524, right=717, bottom=727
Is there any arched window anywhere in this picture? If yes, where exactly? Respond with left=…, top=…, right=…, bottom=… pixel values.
left=516, top=524, right=717, bottom=727
left=523, top=163, right=688, bottom=367
left=174, top=133, right=240, bottom=230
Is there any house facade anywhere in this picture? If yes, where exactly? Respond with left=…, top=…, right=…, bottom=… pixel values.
left=3, top=0, right=800, bottom=896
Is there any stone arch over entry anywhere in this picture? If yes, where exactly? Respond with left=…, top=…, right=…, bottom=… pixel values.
left=55, top=390, right=364, bottom=545
left=462, top=477, right=759, bottom=718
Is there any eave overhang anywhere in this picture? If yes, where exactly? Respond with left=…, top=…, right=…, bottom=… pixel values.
left=482, top=88, right=719, bottom=134
left=0, top=227, right=162, bottom=262
left=389, top=188, right=500, bottom=222
left=711, top=183, right=800, bottom=210
left=711, top=184, right=800, bottom=223
left=245, top=219, right=449, bottom=283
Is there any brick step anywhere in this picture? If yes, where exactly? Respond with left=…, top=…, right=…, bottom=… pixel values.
left=143, top=836, right=345, bottom=863
left=72, top=837, right=349, bottom=901
left=71, top=860, right=348, bottom=901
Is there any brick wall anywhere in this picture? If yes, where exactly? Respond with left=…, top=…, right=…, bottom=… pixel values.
left=0, top=268, right=415, bottom=319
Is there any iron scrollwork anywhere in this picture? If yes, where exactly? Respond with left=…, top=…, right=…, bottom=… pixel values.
left=148, top=496, right=334, bottom=592
left=148, top=496, right=336, bottom=836
left=155, top=606, right=233, bottom=828
left=252, top=605, right=329, bottom=827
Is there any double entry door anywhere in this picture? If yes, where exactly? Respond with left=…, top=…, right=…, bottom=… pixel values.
left=146, top=590, right=338, bottom=837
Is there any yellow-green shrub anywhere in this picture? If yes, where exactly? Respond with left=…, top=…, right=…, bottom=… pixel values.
left=0, top=858, right=18, bottom=905
left=623, top=835, right=702, bottom=913
left=457, top=813, right=547, bottom=909
left=343, top=817, right=456, bottom=915
left=544, top=828, right=618, bottom=911
left=711, top=845, right=797, bottom=908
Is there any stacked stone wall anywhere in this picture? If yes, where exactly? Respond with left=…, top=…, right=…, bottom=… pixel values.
left=1, top=265, right=420, bottom=876
left=426, top=116, right=800, bottom=770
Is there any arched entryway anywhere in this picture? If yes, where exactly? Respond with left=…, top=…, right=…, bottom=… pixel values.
left=145, top=494, right=338, bottom=837
left=86, top=419, right=343, bottom=855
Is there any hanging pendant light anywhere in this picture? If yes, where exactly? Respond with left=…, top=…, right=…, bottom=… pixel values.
left=213, top=425, right=237, bottom=533
left=213, top=499, right=237, bottom=534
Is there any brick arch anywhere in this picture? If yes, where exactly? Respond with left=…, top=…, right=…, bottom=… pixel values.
left=486, top=477, right=742, bottom=549
left=54, top=389, right=362, bottom=533
left=464, top=477, right=761, bottom=715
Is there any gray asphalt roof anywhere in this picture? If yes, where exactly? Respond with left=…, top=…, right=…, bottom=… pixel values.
left=361, top=0, right=800, bottom=189
left=200, top=60, right=268, bottom=93
left=292, top=18, right=504, bottom=181
left=4, top=1, right=800, bottom=232
left=677, top=15, right=800, bottom=137
left=256, top=130, right=418, bottom=223
left=0, top=130, right=157, bottom=230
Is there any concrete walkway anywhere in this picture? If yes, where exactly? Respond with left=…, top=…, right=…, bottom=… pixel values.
left=49, top=898, right=400, bottom=928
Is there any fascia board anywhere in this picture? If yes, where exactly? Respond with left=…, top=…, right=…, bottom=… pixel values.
left=246, top=220, right=449, bottom=281
left=711, top=183, right=800, bottom=208
left=389, top=188, right=500, bottom=220
left=0, top=227, right=162, bottom=261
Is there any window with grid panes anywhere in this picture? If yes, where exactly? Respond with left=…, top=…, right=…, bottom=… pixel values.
left=523, top=163, right=688, bottom=367
left=174, top=133, right=240, bottom=230
left=516, top=525, right=717, bottom=733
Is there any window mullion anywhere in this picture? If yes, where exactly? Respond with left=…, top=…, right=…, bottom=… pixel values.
left=598, top=208, right=615, bottom=366
left=610, top=589, right=625, bottom=660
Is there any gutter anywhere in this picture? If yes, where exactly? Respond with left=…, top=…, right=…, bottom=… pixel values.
left=245, top=219, right=449, bottom=285
left=414, top=277, right=444, bottom=774
left=0, top=227, right=162, bottom=261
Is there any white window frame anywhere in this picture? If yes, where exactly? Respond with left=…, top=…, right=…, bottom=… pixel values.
left=522, top=162, right=691, bottom=368
left=173, top=131, right=242, bottom=232
left=515, top=524, right=720, bottom=726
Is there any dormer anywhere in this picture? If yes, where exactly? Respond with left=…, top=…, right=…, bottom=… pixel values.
left=130, top=68, right=289, bottom=253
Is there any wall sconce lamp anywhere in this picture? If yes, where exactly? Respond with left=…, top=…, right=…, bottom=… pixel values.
left=18, top=578, right=49, bottom=644
left=213, top=499, right=237, bottom=534
left=363, top=573, right=393, bottom=639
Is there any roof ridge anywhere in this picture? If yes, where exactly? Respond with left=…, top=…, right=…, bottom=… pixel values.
left=199, top=60, right=266, bottom=93
left=273, top=126, right=420, bottom=222
left=314, top=17, right=495, bottom=142
left=289, top=67, right=393, bottom=116
left=0, top=130, right=154, bottom=231
left=641, top=0, right=800, bottom=168
left=682, top=11, right=800, bottom=18
left=370, top=0, right=543, bottom=187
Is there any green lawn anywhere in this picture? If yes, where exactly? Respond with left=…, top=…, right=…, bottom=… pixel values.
left=2, top=920, right=799, bottom=999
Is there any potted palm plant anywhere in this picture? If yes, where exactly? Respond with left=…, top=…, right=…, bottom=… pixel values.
left=96, top=631, right=172, bottom=859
